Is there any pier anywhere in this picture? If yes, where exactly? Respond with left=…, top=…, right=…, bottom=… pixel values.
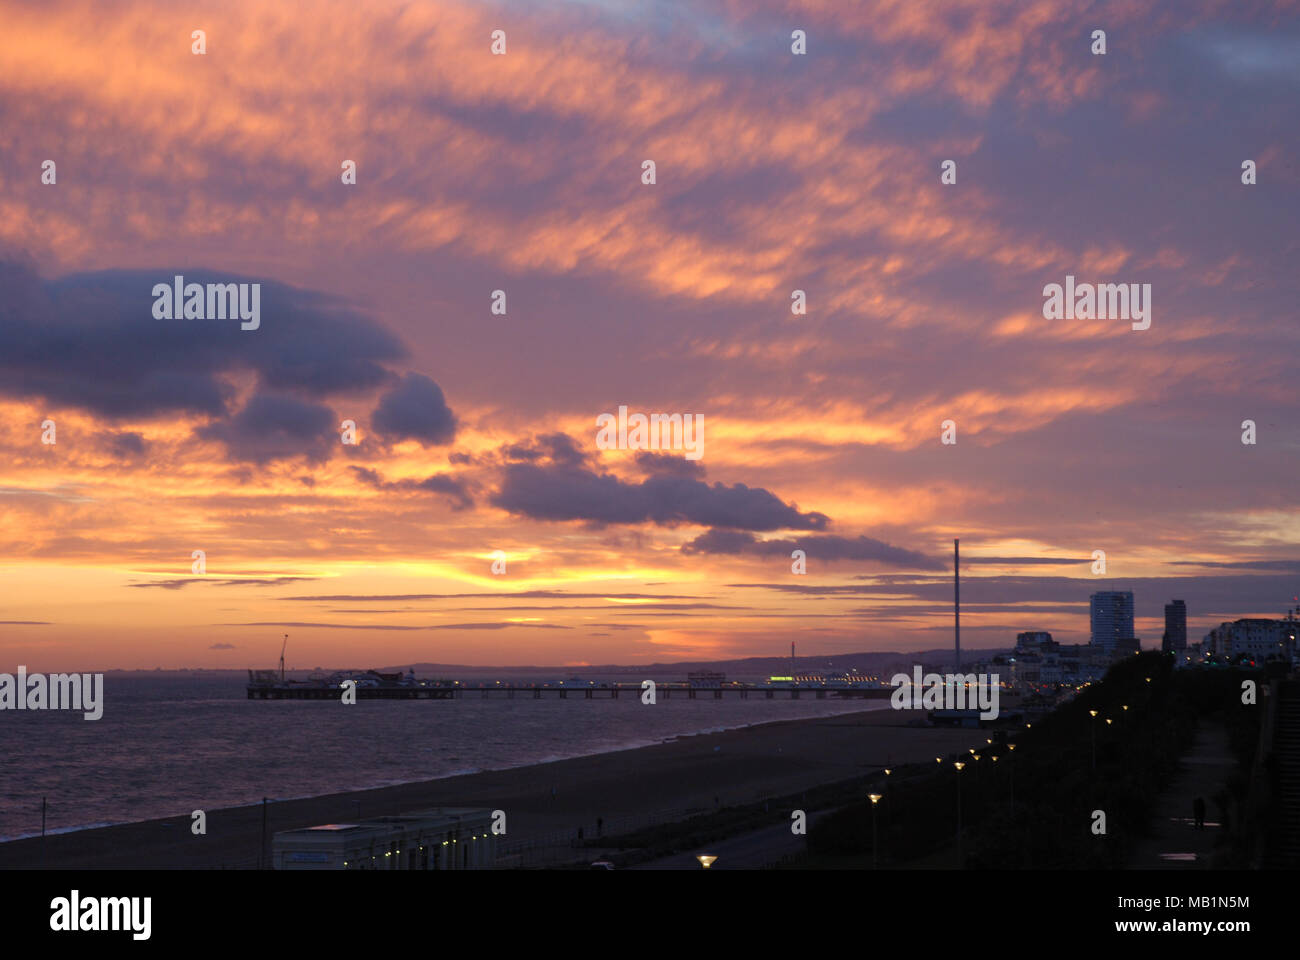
left=247, top=680, right=894, bottom=702
left=247, top=684, right=455, bottom=700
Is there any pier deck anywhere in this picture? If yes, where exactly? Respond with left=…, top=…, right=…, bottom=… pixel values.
left=247, top=683, right=894, bottom=701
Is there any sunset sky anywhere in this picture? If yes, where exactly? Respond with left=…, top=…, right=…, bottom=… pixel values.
left=1, top=0, right=1297, bottom=670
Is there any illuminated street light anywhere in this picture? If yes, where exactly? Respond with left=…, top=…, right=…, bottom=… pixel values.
left=868, top=793, right=883, bottom=869
left=696, top=855, right=717, bottom=869
left=1006, top=742, right=1016, bottom=812
left=953, top=762, right=965, bottom=868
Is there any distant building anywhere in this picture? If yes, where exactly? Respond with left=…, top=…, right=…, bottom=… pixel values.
left=687, top=670, right=726, bottom=688
left=1163, top=600, right=1187, bottom=654
left=273, top=808, right=497, bottom=870
left=1202, top=618, right=1299, bottom=663
left=1015, top=631, right=1057, bottom=654
left=1114, top=637, right=1142, bottom=658
left=1008, top=639, right=1107, bottom=689
left=1090, top=591, right=1135, bottom=654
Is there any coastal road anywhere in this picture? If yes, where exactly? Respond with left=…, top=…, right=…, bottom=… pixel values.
left=628, top=812, right=830, bottom=870
left=1127, top=720, right=1234, bottom=868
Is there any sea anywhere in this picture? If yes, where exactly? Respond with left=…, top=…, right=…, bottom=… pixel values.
left=0, top=672, right=885, bottom=841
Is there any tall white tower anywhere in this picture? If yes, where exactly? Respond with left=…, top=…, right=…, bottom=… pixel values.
left=954, top=539, right=960, bottom=672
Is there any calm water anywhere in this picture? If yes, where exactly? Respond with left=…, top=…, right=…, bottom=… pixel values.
left=0, top=673, right=882, bottom=840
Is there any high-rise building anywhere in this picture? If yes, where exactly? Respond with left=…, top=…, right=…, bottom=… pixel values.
left=1090, top=591, right=1135, bottom=653
left=1163, top=600, right=1187, bottom=653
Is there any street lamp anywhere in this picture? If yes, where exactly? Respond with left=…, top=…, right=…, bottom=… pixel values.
left=696, top=855, right=717, bottom=869
left=881, top=769, right=892, bottom=838
left=1089, top=709, right=1099, bottom=770
left=953, top=761, right=965, bottom=868
left=1007, top=743, right=1016, bottom=811
left=869, top=793, right=883, bottom=869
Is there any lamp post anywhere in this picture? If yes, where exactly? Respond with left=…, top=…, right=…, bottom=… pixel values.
left=883, top=768, right=892, bottom=838
left=1007, top=743, right=1016, bottom=812
left=869, top=793, right=883, bottom=869
left=953, top=761, right=965, bottom=868
left=1089, top=709, right=1099, bottom=770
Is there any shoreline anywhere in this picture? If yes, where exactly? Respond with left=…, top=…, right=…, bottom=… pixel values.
left=0, top=700, right=886, bottom=844
left=0, top=706, right=981, bottom=868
